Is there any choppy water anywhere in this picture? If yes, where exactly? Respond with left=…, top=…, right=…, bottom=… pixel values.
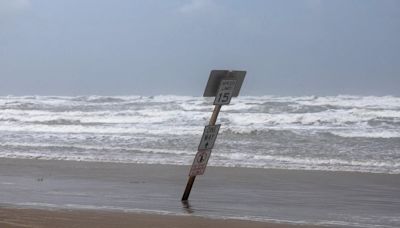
left=0, top=95, right=399, bottom=174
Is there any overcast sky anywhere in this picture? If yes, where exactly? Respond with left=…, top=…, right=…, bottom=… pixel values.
left=1, top=0, right=399, bottom=96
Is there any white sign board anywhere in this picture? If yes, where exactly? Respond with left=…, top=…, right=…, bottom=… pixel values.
left=189, top=149, right=211, bottom=176
left=198, top=124, right=221, bottom=150
left=214, top=80, right=237, bottom=105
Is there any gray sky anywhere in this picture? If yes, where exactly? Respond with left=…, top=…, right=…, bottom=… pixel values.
left=1, top=0, right=399, bottom=96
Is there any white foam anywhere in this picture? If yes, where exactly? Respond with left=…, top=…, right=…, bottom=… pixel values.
left=1, top=95, right=400, bottom=174
left=330, top=130, right=400, bottom=138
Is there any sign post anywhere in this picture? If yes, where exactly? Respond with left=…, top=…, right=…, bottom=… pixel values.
left=181, top=70, right=246, bottom=201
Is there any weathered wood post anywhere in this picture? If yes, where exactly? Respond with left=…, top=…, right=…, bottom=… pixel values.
left=181, top=70, right=246, bottom=201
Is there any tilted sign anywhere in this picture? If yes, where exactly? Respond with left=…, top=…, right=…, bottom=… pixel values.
left=198, top=124, right=221, bottom=150
left=203, top=70, right=246, bottom=97
left=214, top=80, right=236, bottom=105
left=182, top=70, right=246, bottom=201
left=189, top=149, right=211, bottom=176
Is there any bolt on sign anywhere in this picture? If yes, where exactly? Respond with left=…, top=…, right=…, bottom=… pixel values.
left=198, top=124, right=221, bottom=150
left=182, top=70, right=246, bottom=201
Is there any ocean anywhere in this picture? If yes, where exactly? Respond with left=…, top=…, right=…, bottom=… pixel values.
left=0, top=95, right=399, bottom=174
left=1, top=95, right=400, bottom=228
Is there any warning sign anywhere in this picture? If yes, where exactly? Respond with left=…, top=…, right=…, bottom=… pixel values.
left=198, top=124, right=220, bottom=150
left=214, top=80, right=236, bottom=105
left=189, top=149, right=211, bottom=176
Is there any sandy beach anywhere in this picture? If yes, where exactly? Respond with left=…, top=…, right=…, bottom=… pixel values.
left=0, top=207, right=326, bottom=228
left=0, top=158, right=399, bottom=227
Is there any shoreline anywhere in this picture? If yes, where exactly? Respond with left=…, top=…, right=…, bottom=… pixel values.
left=1, top=157, right=398, bottom=176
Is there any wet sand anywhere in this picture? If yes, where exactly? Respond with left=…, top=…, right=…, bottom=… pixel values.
left=0, top=207, right=323, bottom=228
left=0, top=158, right=399, bottom=227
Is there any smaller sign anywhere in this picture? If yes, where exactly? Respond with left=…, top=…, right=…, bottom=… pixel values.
left=198, top=124, right=221, bottom=150
left=189, top=149, right=211, bottom=176
left=214, top=80, right=236, bottom=105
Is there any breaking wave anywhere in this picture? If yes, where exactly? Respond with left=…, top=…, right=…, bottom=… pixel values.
left=0, top=95, right=399, bottom=173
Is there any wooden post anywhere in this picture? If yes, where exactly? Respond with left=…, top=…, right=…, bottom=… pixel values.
left=209, top=105, right=221, bottom=126
left=181, top=105, right=222, bottom=201
left=181, top=176, right=196, bottom=201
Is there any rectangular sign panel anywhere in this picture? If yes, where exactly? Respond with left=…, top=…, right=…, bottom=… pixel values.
left=189, top=149, right=211, bottom=176
left=214, top=80, right=236, bottom=105
left=203, top=70, right=246, bottom=97
left=198, top=124, right=221, bottom=150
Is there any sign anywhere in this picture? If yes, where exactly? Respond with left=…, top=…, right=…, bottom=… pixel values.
left=203, top=70, right=246, bottom=97
left=198, top=124, right=221, bottom=150
left=181, top=69, right=247, bottom=201
left=214, top=80, right=236, bottom=105
left=189, top=149, right=211, bottom=176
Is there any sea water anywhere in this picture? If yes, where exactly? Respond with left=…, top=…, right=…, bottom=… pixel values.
left=0, top=95, right=399, bottom=174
